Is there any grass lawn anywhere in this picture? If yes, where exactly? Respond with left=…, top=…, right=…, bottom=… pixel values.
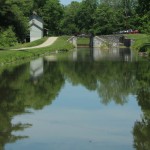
left=9, top=37, right=48, bottom=49
left=77, top=37, right=90, bottom=45
left=125, top=34, right=148, bottom=39
left=125, top=34, right=150, bottom=52
left=0, top=36, right=74, bottom=65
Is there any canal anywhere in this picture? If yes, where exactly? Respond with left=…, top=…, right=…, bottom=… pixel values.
left=0, top=47, right=149, bottom=150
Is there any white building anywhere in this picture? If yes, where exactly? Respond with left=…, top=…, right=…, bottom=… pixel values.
left=29, top=13, right=44, bottom=42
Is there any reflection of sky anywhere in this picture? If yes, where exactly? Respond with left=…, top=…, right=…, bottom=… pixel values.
left=6, top=81, right=141, bottom=150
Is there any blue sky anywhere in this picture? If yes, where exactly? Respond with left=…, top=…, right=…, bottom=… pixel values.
left=60, top=0, right=81, bottom=5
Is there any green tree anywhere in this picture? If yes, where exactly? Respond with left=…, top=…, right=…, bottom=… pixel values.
left=8, top=0, right=34, bottom=16
left=137, top=0, right=150, bottom=15
left=0, top=27, right=17, bottom=47
left=60, top=1, right=80, bottom=35
left=41, top=0, right=64, bottom=35
left=93, top=4, right=119, bottom=34
left=76, top=0, right=98, bottom=33
left=0, top=0, right=31, bottom=41
left=33, top=0, right=47, bottom=10
left=134, top=0, right=150, bottom=33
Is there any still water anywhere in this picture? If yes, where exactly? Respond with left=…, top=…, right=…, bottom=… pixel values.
left=0, top=47, right=149, bottom=150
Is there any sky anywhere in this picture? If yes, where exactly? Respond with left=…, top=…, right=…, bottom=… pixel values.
left=60, top=0, right=81, bottom=5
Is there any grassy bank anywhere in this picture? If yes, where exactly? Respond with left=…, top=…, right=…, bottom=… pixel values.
left=0, top=37, right=48, bottom=50
left=77, top=37, right=89, bottom=45
left=0, top=36, right=74, bottom=65
left=125, top=34, right=150, bottom=53
left=10, top=37, right=48, bottom=49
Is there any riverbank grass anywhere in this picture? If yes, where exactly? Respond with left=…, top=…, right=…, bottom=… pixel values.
left=77, top=37, right=89, bottom=45
left=125, top=34, right=150, bottom=53
left=0, top=36, right=74, bottom=65
left=9, top=37, right=48, bottom=49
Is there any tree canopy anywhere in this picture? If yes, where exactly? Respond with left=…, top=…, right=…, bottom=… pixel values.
left=0, top=0, right=149, bottom=46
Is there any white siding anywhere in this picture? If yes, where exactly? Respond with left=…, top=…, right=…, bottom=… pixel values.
left=29, top=16, right=43, bottom=42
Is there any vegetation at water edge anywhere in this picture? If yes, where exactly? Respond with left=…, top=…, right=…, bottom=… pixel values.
left=0, top=36, right=74, bottom=65
left=125, top=34, right=150, bottom=53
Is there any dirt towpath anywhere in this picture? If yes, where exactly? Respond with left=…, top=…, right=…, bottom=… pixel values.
left=12, top=37, right=58, bottom=50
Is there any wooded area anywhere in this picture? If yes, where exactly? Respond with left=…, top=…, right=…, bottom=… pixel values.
left=0, top=0, right=149, bottom=46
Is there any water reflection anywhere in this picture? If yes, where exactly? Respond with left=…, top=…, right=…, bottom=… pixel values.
left=64, top=47, right=135, bottom=62
left=0, top=64, right=32, bottom=149
left=93, top=47, right=133, bottom=61
left=0, top=61, right=65, bottom=149
left=133, top=71, right=150, bottom=150
left=0, top=51, right=149, bottom=150
left=58, top=61, right=138, bottom=105
left=30, top=58, right=44, bottom=81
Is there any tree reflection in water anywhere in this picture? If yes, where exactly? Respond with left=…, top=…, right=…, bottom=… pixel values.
left=0, top=60, right=65, bottom=149
left=59, top=61, right=150, bottom=149
left=0, top=59, right=150, bottom=150
left=133, top=63, right=150, bottom=150
left=60, top=61, right=138, bottom=104
left=0, top=111, right=31, bottom=150
left=0, top=64, right=31, bottom=149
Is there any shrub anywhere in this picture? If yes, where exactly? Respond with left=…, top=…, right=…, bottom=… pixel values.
left=0, top=27, right=17, bottom=48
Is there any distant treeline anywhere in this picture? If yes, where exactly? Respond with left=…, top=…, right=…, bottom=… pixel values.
left=0, top=0, right=149, bottom=46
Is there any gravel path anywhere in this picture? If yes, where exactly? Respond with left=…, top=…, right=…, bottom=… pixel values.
left=12, top=37, right=58, bottom=50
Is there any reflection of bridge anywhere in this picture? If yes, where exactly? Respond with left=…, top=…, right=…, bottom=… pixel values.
left=69, top=47, right=133, bottom=62
left=43, top=47, right=133, bottom=62
left=67, top=35, right=134, bottom=62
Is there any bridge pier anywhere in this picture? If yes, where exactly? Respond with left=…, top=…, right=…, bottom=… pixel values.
left=68, top=36, right=77, bottom=47
left=68, top=36, right=107, bottom=48
left=93, top=36, right=107, bottom=48
left=69, top=35, right=135, bottom=48
left=89, top=34, right=94, bottom=48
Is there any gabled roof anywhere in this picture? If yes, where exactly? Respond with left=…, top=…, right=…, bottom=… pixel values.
left=29, top=14, right=44, bottom=24
left=30, top=22, right=43, bottom=31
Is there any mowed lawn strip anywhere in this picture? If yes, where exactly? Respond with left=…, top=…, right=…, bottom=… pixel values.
left=0, top=36, right=74, bottom=64
left=125, top=34, right=150, bottom=52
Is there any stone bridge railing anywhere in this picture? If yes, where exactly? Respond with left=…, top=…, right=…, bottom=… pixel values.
left=93, top=36, right=107, bottom=47
left=98, top=35, right=121, bottom=47
left=68, top=35, right=133, bottom=48
left=68, top=36, right=108, bottom=48
left=99, top=35, right=135, bottom=47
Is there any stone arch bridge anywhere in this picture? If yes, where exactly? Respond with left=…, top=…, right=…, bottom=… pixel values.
left=68, top=35, right=133, bottom=48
